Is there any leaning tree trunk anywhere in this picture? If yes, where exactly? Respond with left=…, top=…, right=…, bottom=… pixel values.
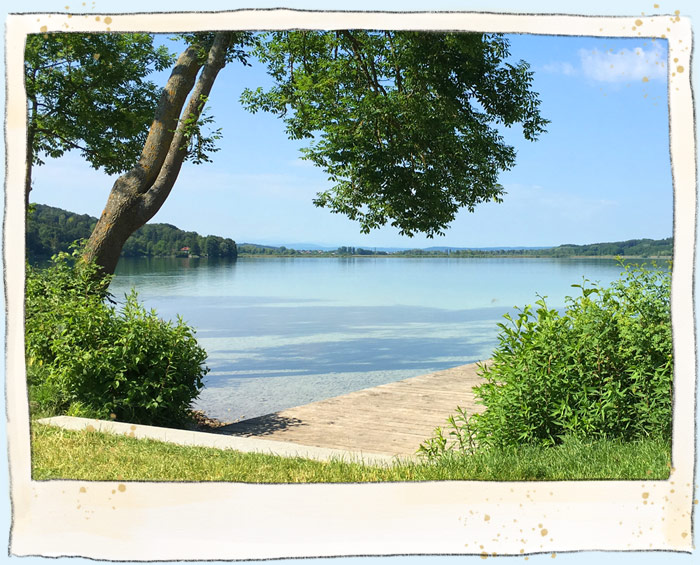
left=82, top=32, right=232, bottom=276
left=25, top=99, right=37, bottom=214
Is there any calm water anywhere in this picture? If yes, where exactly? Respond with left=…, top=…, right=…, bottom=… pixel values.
left=111, top=256, right=634, bottom=421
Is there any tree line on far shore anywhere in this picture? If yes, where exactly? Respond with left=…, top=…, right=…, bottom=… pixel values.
left=27, top=203, right=672, bottom=263
left=392, top=239, right=673, bottom=258
left=26, top=203, right=236, bottom=262
left=239, top=239, right=673, bottom=258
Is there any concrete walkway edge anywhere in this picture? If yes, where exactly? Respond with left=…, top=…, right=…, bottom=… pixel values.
left=36, top=416, right=418, bottom=466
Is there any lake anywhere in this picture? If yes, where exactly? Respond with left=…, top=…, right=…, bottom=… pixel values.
left=110, top=256, right=639, bottom=422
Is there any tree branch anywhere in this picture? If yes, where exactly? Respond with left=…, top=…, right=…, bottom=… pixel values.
left=139, top=32, right=233, bottom=219
left=385, top=31, right=403, bottom=93
left=340, top=30, right=387, bottom=96
left=33, top=58, right=71, bottom=72
left=33, top=126, right=96, bottom=156
left=130, top=42, right=206, bottom=191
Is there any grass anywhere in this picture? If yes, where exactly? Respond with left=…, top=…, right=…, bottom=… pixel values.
left=31, top=423, right=672, bottom=482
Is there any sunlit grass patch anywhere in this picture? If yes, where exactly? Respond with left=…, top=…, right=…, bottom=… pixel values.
left=31, top=424, right=670, bottom=483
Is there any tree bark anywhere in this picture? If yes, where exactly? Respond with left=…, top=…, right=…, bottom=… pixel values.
left=25, top=98, right=38, bottom=213
left=82, top=32, right=233, bottom=276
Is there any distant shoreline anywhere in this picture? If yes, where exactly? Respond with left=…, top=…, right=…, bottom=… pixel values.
left=32, top=252, right=671, bottom=262
left=27, top=203, right=673, bottom=263
left=235, top=253, right=671, bottom=260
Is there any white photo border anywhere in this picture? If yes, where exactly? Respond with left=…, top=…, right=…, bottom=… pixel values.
left=4, top=9, right=696, bottom=560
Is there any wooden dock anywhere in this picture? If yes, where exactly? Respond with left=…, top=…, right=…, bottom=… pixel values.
left=214, top=361, right=487, bottom=456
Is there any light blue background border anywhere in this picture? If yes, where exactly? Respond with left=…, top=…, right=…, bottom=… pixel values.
left=2, top=1, right=697, bottom=564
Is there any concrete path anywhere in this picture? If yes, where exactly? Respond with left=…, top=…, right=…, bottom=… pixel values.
left=36, top=415, right=404, bottom=466
left=38, top=361, right=487, bottom=462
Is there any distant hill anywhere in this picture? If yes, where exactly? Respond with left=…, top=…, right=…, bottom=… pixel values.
left=26, top=204, right=236, bottom=262
left=544, top=237, right=673, bottom=258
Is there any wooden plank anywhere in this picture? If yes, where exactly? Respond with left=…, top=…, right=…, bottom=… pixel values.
left=289, top=396, right=478, bottom=412
left=214, top=361, right=486, bottom=456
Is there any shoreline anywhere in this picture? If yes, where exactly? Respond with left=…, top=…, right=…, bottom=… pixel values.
left=235, top=253, right=670, bottom=260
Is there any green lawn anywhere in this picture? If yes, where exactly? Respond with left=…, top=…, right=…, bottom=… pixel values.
left=31, top=423, right=671, bottom=482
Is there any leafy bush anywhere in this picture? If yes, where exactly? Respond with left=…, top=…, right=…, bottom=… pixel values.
left=420, top=262, right=673, bottom=457
left=26, top=248, right=208, bottom=426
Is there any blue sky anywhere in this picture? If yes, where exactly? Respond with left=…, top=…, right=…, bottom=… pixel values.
left=30, top=31, right=673, bottom=248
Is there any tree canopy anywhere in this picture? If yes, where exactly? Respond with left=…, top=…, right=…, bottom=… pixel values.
left=26, top=30, right=548, bottom=276
left=24, top=33, right=174, bottom=208
left=243, top=31, right=548, bottom=237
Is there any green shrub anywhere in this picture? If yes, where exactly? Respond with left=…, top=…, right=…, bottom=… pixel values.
left=25, top=247, right=208, bottom=426
left=420, top=261, right=673, bottom=456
